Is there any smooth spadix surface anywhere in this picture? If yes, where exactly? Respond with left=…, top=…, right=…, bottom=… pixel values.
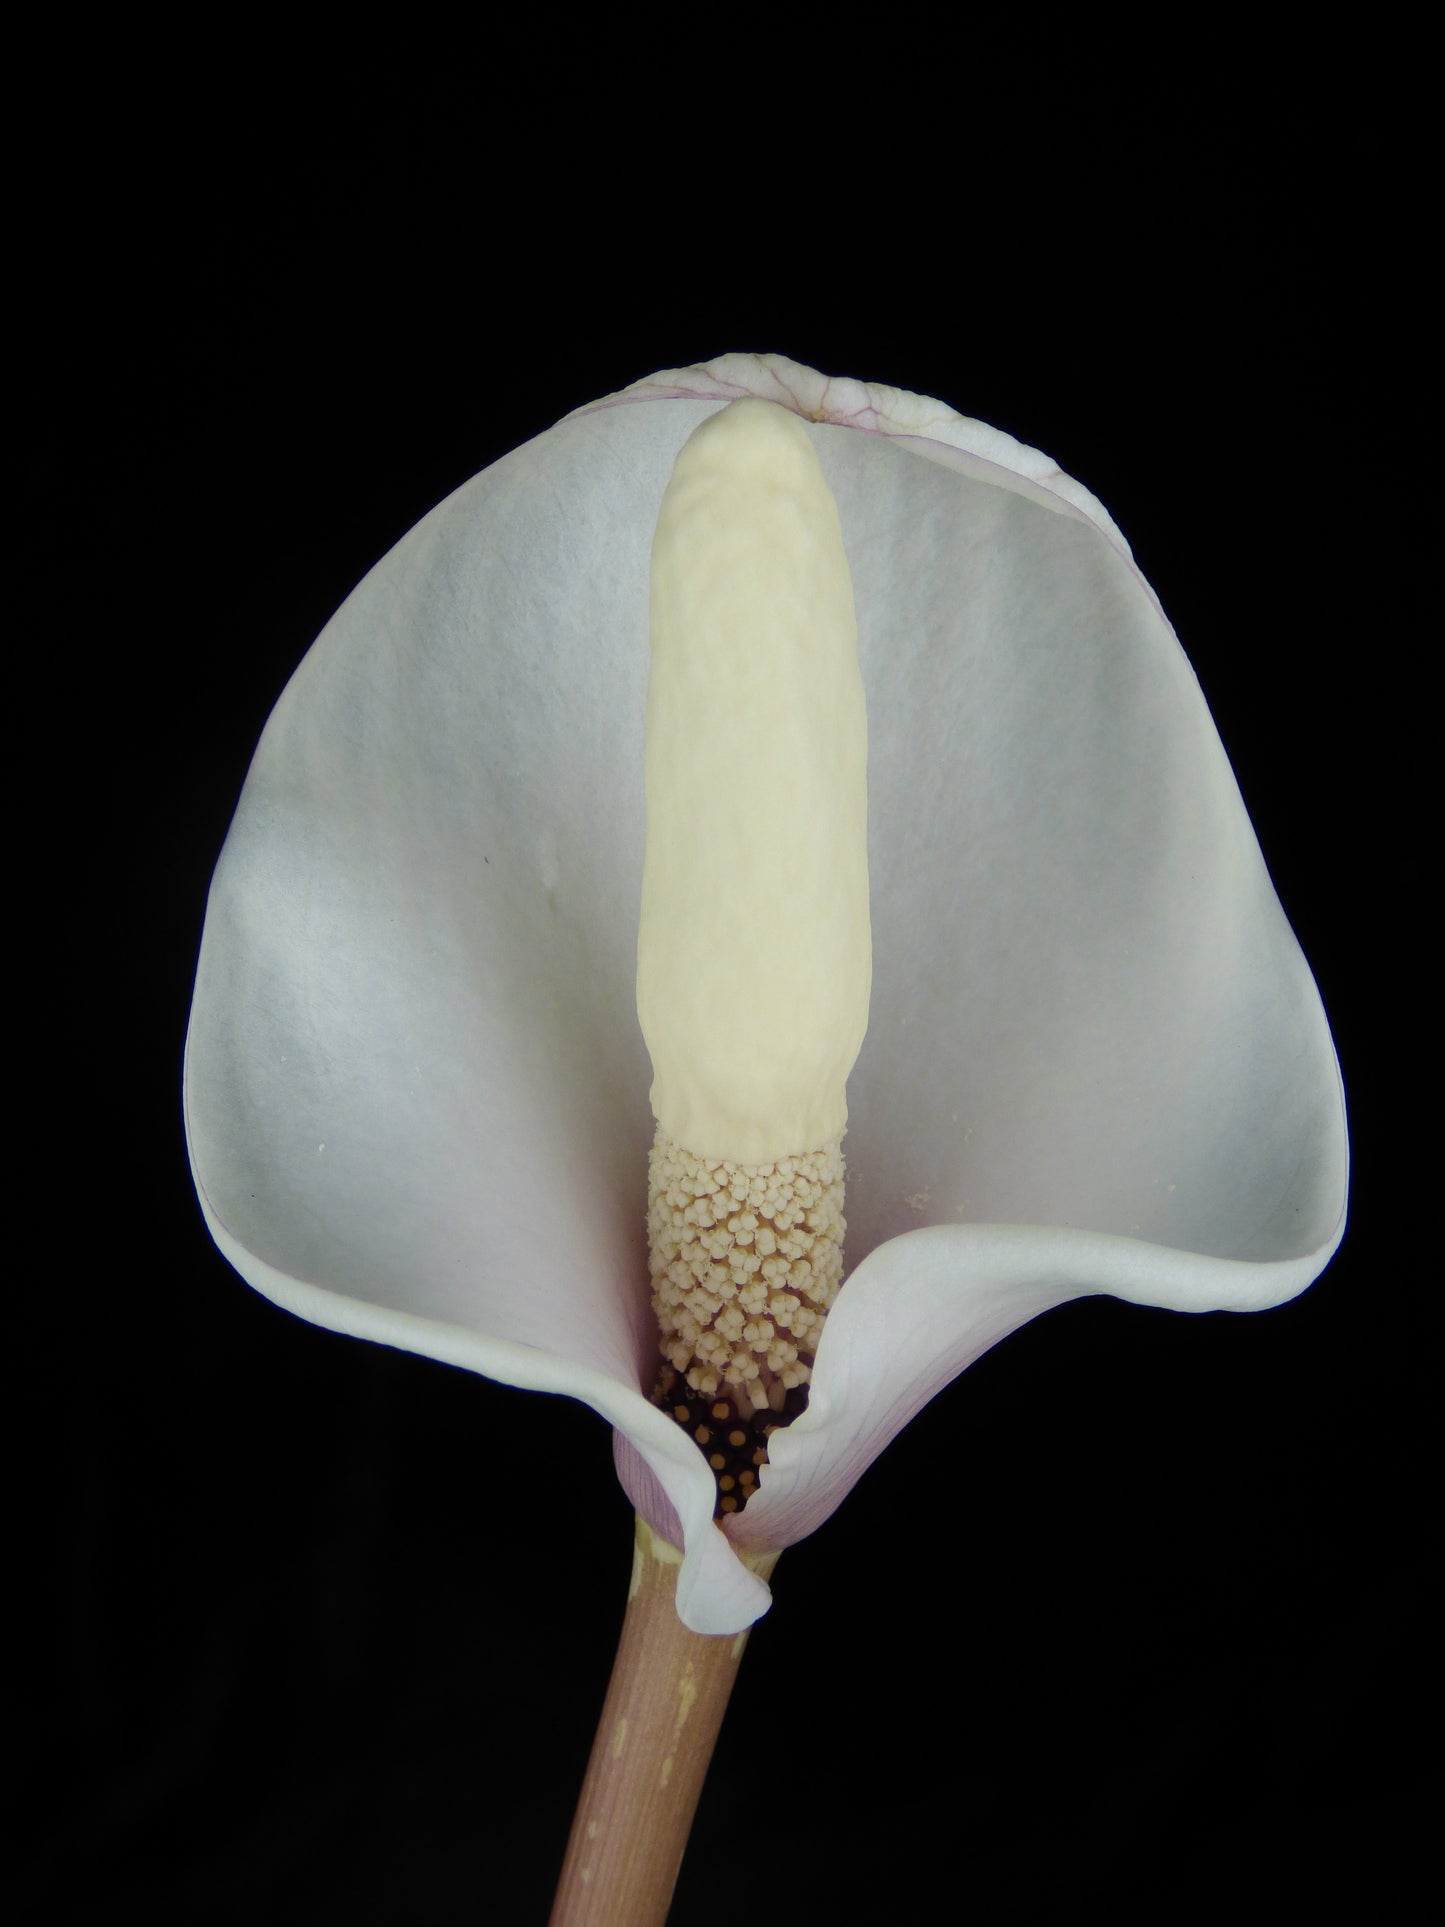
left=185, top=352, right=1348, bottom=1635
left=638, top=396, right=870, bottom=1165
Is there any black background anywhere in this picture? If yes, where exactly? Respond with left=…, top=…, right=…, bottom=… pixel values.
left=31, top=31, right=1432, bottom=1925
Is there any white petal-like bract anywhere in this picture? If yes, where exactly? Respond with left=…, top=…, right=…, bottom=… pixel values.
left=185, top=354, right=1347, bottom=1635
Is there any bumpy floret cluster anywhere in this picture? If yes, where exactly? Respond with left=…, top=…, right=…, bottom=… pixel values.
left=648, top=1130, right=844, bottom=1414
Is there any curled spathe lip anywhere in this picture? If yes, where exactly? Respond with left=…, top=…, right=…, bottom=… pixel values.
left=184, top=353, right=1348, bottom=1636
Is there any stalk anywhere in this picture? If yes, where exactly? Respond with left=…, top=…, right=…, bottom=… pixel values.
left=550, top=1516, right=779, bottom=1925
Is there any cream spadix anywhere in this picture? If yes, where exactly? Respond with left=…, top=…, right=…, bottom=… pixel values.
left=637, top=398, right=871, bottom=1480
left=636, top=397, right=871, bottom=1164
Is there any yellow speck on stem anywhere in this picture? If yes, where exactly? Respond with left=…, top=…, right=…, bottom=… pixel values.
left=675, top=1665, right=698, bottom=1735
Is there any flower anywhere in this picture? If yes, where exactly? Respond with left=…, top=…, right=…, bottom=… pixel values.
left=184, top=353, right=1348, bottom=1636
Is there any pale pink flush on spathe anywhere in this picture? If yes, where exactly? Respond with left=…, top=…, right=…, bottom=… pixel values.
left=184, top=353, right=1348, bottom=1635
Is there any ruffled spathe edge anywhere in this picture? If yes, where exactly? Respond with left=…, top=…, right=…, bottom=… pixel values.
left=568, top=351, right=1133, bottom=557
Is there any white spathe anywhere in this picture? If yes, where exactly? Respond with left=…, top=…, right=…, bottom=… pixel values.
left=184, top=353, right=1348, bottom=1636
